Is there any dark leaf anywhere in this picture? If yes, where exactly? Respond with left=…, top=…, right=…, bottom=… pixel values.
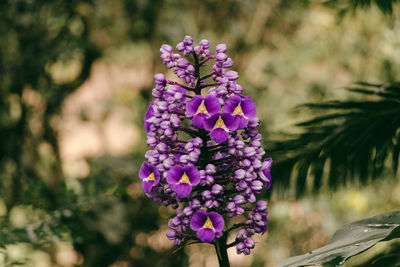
left=269, top=82, right=400, bottom=196
left=273, top=211, right=400, bottom=267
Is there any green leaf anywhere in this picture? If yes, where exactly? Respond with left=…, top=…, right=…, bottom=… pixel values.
left=273, top=211, right=400, bottom=267
left=268, top=82, right=400, bottom=196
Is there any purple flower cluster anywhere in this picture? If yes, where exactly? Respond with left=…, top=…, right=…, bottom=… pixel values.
left=139, top=36, right=273, bottom=254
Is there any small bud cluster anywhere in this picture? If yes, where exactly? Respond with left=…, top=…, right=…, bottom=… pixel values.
left=139, top=36, right=273, bottom=254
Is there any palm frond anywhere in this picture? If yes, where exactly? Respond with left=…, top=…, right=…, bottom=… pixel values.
left=268, top=82, right=400, bottom=197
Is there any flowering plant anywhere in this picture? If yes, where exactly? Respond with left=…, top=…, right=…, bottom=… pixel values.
left=139, top=36, right=272, bottom=266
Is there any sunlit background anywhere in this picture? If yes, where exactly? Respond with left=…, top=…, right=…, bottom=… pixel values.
left=0, top=0, right=400, bottom=266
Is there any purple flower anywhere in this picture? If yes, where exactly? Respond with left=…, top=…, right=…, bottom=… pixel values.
left=211, top=184, right=224, bottom=195
left=144, top=102, right=154, bottom=132
left=186, top=95, right=221, bottom=128
left=204, top=113, right=238, bottom=143
left=234, top=169, right=246, bottom=180
left=216, top=44, right=227, bottom=53
left=215, top=52, right=227, bottom=62
left=224, top=96, right=257, bottom=129
left=234, top=195, right=246, bottom=205
left=225, top=71, right=238, bottom=81
left=166, top=229, right=177, bottom=240
left=256, top=200, right=267, bottom=212
left=260, top=157, right=273, bottom=190
left=139, top=162, right=160, bottom=193
left=174, top=58, right=195, bottom=83
left=160, top=44, right=173, bottom=54
left=176, top=35, right=194, bottom=56
left=141, top=37, right=273, bottom=255
left=194, top=39, right=211, bottom=59
left=190, top=210, right=224, bottom=242
left=154, top=73, right=166, bottom=85
left=214, top=44, right=233, bottom=69
left=223, top=58, right=233, bottom=68
left=245, top=238, right=255, bottom=249
left=166, top=165, right=200, bottom=198
left=160, top=44, right=180, bottom=68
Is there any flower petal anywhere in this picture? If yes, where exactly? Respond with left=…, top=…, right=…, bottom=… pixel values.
left=144, top=102, right=154, bottom=120
left=235, top=115, right=248, bottom=129
left=204, top=95, right=221, bottom=115
left=174, top=183, right=192, bottom=198
left=160, top=44, right=173, bottom=53
left=186, top=95, right=203, bottom=116
left=197, top=228, right=216, bottom=243
left=221, top=113, right=238, bottom=131
left=264, top=172, right=271, bottom=190
left=142, top=180, right=154, bottom=194
left=224, top=95, right=241, bottom=114
left=261, top=158, right=273, bottom=189
left=210, top=128, right=229, bottom=143
left=177, top=87, right=187, bottom=95
left=241, top=96, right=257, bottom=118
left=139, top=162, right=153, bottom=179
left=144, top=103, right=154, bottom=132
left=166, top=166, right=184, bottom=184
left=208, top=212, right=224, bottom=232
left=203, top=114, right=219, bottom=131
left=144, top=122, right=151, bottom=132
left=153, top=170, right=161, bottom=186
left=191, top=114, right=207, bottom=129
left=185, top=165, right=200, bottom=186
left=190, top=210, right=208, bottom=231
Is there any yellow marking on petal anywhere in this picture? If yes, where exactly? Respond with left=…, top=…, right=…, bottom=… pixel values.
left=216, top=118, right=225, bottom=128
left=233, top=105, right=244, bottom=116
left=196, top=101, right=208, bottom=114
left=144, top=172, right=155, bottom=181
left=179, top=172, right=191, bottom=184
left=212, top=116, right=229, bottom=132
left=203, top=217, right=214, bottom=229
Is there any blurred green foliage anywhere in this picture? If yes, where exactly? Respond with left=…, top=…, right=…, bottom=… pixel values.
left=0, top=0, right=399, bottom=266
left=270, top=82, right=400, bottom=197
left=324, top=0, right=400, bottom=15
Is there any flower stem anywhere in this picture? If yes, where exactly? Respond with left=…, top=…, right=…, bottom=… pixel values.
left=214, top=232, right=230, bottom=267
left=199, top=83, right=218, bottom=89
left=200, top=56, right=215, bottom=66
left=200, top=71, right=215, bottom=81
left=192, top=52, right=202, bottom=95
left=167, top=80, right=195, bottom=91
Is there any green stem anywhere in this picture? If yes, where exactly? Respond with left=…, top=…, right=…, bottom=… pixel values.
left=214, top=232, right=230, bottom=267
left=193, top=52, right=202, bottom=95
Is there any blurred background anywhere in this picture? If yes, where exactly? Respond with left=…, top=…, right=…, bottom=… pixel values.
left=0, top=0, right=400, bottom=266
